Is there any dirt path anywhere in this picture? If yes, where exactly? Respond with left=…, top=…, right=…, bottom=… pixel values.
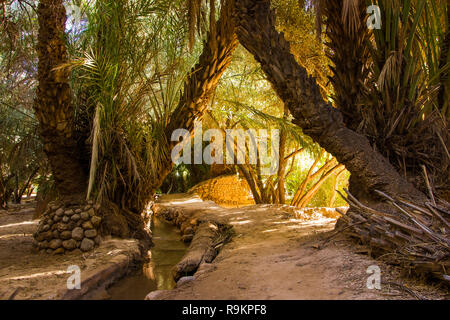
left=0, top=203, right=142, bottom=300
left=152, top=194, right=449, bottom=300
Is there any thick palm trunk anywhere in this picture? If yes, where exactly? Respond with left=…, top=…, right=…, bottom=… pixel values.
left=234, top=0, right=425, bottom=206
left=155, top=0, right=238, bottom=191
left=35, top=0, right=87, bottom=200
left=320, top=0, right=371, bottom=132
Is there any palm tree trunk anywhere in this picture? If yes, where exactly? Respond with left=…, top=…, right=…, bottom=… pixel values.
left=154, top=0, right=238, bottom=192
left=297, top=164, right=345, bottom=208
left=320, top=0, right=371, bottom=132
left=234, top=0, right=426, bottom=206
left=35, top=0, right=87, bottom=200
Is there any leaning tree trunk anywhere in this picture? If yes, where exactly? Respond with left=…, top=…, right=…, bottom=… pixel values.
left=34, top=0, right=87, bottom=201
left=235, top=0, right=450, bottom=282
left=153, top=0, right=239, bottom=192
left=234, top=0, right=425, bottom=206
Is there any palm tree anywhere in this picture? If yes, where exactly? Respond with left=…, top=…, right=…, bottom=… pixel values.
left=235, top=0, right=449, bottom=280
left=34, top=0, right=87, bottom=201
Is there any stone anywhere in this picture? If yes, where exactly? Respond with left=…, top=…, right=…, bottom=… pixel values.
left=53, top=248, right=65, bottom=255
left=53, top=215, right=61, bottom=223
left=80, top=211, right=90, bottom=221
left=52, top=230, right=60, bottom=239
left=44, top=231, right=53, bottom=241
left=82, top=221, right=93, bottom=230
left=35, top=233, right=45, bottom=242
left=42, top=224, right=50, bottom=232
left=39, top=240, right=49, bottom=249
left=91, top=216, right=102, bottom=228
left=145, top=290, right=167, bottom=300
left=84, top=229, right=97, bottom=239
left=60, top=231, right=72, bottom=240
left=94, top=235, right=102, bottom=245
left=72, top=249, right=82, bottom=255
left=62, top=216, right=70, bottom=223
left=57, top=223, right=68, bottom=232
left=75, top=209, right=82, bottom=214
left=72, top=227, right=84, bottom=241
left=67, top=221, right=76, bottom=230
left=49, top=239, right=62, bottom=250
left=83, top=205, right=91, bottom=211
left=64, top=209, right=74, bottom=216
left=80, top=238, right=95, bottom=252
left=46, top=249, right=54, bottom=254
left=62, top=239, right=77, bottom=250
left=87, top=208, right=95, bottom=217
left=55, top=208, right=64, bottom=216
left=71, top=214, right=81, bottom=221
left=176, top=276, right=195, bottom=287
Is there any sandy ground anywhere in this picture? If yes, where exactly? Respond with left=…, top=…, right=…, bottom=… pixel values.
left=153, top=194, right=449, bottom=300
left=0, top=202, right=141, bottom=300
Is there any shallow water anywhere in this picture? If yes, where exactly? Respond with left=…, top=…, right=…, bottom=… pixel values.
left=107, top=217, right=188, bottom=300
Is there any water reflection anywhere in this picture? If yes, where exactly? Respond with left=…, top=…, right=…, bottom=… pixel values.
left=107, top=217, right=188, bottom=300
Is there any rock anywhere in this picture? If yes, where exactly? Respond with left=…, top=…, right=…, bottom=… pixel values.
left=91, top=216, right=102, bottom=227
left=71, top=214, right=81, bottom=221
left=88, top=200, right=94, bottom=205
left=53, top=215, right=61, bottom=223
left=60, top=231, right=72, bottom=240
left=65, top=209, right=74, bottom=216
left=62, top=239, right=77, bottom=250
left=82, top=221, right=93, bottom=230
left=80, top=211, right=90, bottom=221
left=75, top=209, right=82, bottom=214
left=62, top=216, right=70, bottom=223
left=49, top=239, right=62, bottom=250
left=72, top=249, right=82, bottom=255
left=94, top=235, right=102, bottom=245
left=44, top=231, right=53, bottom=241
left=176, top=276, right=195, bottom=287
left=57, top=223, right=68, bottom=232
left=80, top=238, right=95, bottom=252
left=83, top=205, right=91, bottom=211
left=39, top=240, right=49, bottom=249
left=46, top=249, right=54, bottom=254
left=35, top=233, right=45, bottom=242
left=72, top=227, right=84, bottom=241
left=67, top=221, right=76, bottom=230
left=87, top=208, right=95, bottom=217
left=55, top=208, right=64, bottom=216
left=53, top=248, right=65, bottom=255
left=52, top=230, right=60, bottom=239
left=42, top=224, right=50, bottom=232
left=84, top=229, right=97, bottom=238
left=144, top=290, right=167, bottom=300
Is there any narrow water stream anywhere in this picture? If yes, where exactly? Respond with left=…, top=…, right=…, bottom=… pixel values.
left=107, top=217, right=188, bottom=300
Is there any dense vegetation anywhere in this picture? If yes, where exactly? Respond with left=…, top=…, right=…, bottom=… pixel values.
left=0, top=0, right=448, bottom=280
